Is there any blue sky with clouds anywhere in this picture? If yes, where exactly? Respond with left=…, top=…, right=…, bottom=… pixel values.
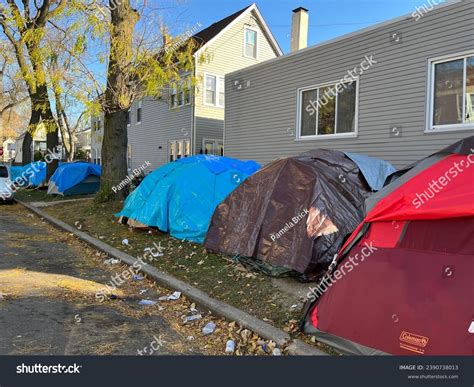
left=164, top=0, right=440, bottom=54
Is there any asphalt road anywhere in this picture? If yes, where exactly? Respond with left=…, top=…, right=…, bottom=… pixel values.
left=0, top=203, right=222, bottom=355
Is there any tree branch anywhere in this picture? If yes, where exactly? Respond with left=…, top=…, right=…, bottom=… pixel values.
left=0, top=94, right=29, bottom=114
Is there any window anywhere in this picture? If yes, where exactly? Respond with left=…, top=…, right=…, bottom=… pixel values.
left=184, top=139, right=191, bottom=157
left=218, top=77, right=225, bottom=107
left=94, top=119, right=102, bottom=132
left=204, top=74, right=225, bottom=107
left=126, top=110, right=131, bottom=126
left=428, top=53, right=474, bottom=131
left=298, top=80, right=358, bottom=138
left=170, top=81, right=192, bottom=109
left=244, top=28, right=257, bottom=59
left=217, top=141, right=224, bottom=156
left=127, top=145, right=132, bottom=169
left=176, top=141, right=183, bottom=160
left=169, top=141, right=175, bottom=162
left=205, top=75, right=216, bottom=106
left=203, top=140, right=213, bottom=155
left=184, top=88, right=191, bottom=105
left=202, top=139, right=223, bottom=155
left=169, top=139, right=191, bottom=162
left=136, top=100, right=142, bottom=124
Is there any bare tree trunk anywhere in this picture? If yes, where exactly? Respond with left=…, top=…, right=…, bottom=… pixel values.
left=98, top=0, right=139, bottom=201
left=21, top=130, right=33, bottom=164
left=22, top=95, right=40, bottom=165
left=100, top=110, right=128, bottom=199
left=56, top=115, right=71, bottom=161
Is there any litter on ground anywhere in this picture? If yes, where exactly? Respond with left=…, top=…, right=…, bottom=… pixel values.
left=202, top=322, right=216, bottom=335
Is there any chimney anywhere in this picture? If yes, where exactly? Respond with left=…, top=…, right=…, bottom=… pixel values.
left=291, top=7, right=309, bottom=52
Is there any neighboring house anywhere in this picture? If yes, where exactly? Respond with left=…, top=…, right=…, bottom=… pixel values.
left=76, top=127, right=92, bottom=160
left=112, top=3, right=281, bottom=171
left=224, top=1, right=474, bottom=169
left=91, top=114, right=104, bottom=165
left=2, top=138, right=16, bottom=162
left=14, top=125, right=47, bottom=163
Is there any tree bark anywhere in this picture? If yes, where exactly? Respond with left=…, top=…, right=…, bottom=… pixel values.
left=21, top=129, right=33, bottom=164
left=98, top=0, right=139, bottom=201
left=22, top=95, right=41, bottom=165
left=100, top=109, right=128, bottom=199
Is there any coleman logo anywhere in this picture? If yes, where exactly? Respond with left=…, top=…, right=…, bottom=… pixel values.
left=399, top=331, right=429, bottom=348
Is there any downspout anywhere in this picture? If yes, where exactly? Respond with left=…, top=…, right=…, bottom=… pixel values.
left=222, top=77, right=226, bottom=156
left=192, top=56, right=197, bottom=155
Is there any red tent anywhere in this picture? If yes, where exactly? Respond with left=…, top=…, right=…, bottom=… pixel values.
left=303, top=136, right=474, bottom=355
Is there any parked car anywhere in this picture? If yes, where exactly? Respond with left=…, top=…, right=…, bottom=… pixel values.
left=0, top=165, right=14, bottom=203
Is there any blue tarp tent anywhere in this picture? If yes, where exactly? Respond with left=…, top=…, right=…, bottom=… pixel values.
left=117, top=155, right=261, bottom=243
left=47, top=162, right=101, bottom=196
left=10, top=162, right=47, bottom=187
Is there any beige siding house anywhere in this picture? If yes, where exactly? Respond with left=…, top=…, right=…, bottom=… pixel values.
left=92, top=4, right=282, bottom=171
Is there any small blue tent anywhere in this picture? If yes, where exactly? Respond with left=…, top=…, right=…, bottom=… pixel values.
left=117, top=155, right=260, bottom=243
left=47, top=162, right=101, bottom=196
left=10, top=161, right=47, bottom=187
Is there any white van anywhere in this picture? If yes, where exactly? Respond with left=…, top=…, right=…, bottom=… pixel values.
left=0, top=165, right=14, bottom=203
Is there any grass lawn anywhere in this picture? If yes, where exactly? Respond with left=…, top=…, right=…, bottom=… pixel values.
left=15, top=189, right=333, bottom=354
left=15, top=189, right=95, bottom=203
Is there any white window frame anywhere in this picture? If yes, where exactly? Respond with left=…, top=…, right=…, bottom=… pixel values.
left=168, top=138, right=191, bottom=162
left=243, top=26, right=258, bottom=60
left=127, top=109, right=131, bottom=127
left=203, top=73, right=225, bottom=108
left=426, top=51, right=474, bottom=133
left=136, top=100, right=142, bottom=125
left=296, top=78, right=359, bottom=141
left=202, top=138, right=224, bottom=155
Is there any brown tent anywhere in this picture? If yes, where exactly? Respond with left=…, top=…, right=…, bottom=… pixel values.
left=204, top=149, right=395, bottom=280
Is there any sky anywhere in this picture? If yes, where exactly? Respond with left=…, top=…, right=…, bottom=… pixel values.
left=162, top=0, right=442, bottom=54
left=59, top=0, right=445, bottom=124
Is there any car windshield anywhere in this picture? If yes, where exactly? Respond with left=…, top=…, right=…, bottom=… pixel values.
left=0, top=166, right=9, bottom=178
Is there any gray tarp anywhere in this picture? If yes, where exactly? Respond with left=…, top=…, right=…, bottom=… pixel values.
left=344, top=152, right=396, bottom=191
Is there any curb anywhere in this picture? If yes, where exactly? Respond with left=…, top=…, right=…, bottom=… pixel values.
left=18, top=200, right=327, bottom=356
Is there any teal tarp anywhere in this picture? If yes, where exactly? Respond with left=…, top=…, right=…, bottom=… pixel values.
left=116, top=155, right=260, bottom=243
left=48, top=162, right=101, bottom=195
left=10, top=162, right=47, bottom=187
